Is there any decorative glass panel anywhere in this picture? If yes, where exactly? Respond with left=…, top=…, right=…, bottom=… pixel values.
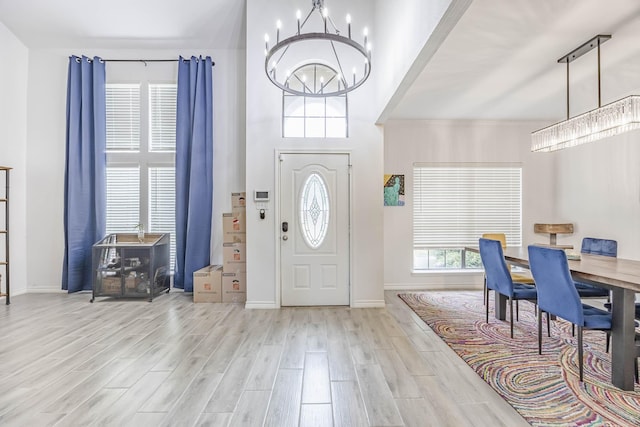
left=299, top=173, right=330, bottom=249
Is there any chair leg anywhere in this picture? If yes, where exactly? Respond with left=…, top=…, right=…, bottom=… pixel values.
left=483, top=276, right=486, bottom=306
left=516, top=300, right=519, bottom=322
left=572, top=324, right=575, bottom=337
left=578, top=325, right=584, bottom=382
left=547, top=312, right=551, bottom=337
left=606, top=333, right=610, bottom=353
left=509, top=298, right=514, bottom=338
left=538, top=307, right=543, bottom=355
left=485, top=289, right=489, bottom=324
left=635, top=357, right=638, bottom=384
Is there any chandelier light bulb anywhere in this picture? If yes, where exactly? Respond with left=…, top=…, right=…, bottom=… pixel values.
left=346, top=14, right=351, bottom=24
left=323, top=8, right=328, bottom=18
left=276, top=20, right=281, bottom=42
left=277, top=20, right=282, bottom=29
left=367, top=42, right=372, bottom=52
left=264, top=33, right=269, bottom=42
left=346, top=14, right=352, bottom=38
left=296, top=10, right=301, bottom=34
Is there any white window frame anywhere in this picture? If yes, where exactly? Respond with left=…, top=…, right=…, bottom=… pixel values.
left=413, top=163, right=522, bottom=270
left=282, top=63, right=348, bottom=138
left=105, top=80, right=176, bottom=268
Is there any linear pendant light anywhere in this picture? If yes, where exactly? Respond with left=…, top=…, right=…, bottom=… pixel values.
left=531, top=35, right=640, bottom=152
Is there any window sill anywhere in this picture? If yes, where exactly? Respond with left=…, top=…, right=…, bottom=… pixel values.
left=411, top=269, right=483, bottom=276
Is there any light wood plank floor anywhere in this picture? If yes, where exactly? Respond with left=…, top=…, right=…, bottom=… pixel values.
left=0, top=291, right=529, bottom=426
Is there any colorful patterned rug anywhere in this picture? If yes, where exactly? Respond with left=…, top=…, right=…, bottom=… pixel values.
left=398, top=292, right=640, bottom=427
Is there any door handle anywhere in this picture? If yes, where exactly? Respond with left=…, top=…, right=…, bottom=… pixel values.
left=282, top=221, right=288, bottom=232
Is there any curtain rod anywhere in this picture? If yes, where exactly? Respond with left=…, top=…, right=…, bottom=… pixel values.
left=102, top=59, right=215, bottom=66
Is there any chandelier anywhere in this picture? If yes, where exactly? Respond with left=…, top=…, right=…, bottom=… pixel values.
left=531, top=35, right=640, bottom=152
left=264, top=0, right=372, bottom=97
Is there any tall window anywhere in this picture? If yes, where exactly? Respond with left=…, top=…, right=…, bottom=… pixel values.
left=282, top=63, right=348, bottom=138
left=413, top=164, right=522, bottom=270
left=105, top=82, right=177, bottom=267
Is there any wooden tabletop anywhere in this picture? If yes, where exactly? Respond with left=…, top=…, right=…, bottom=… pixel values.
left=501, top=246, right=640, bottom=293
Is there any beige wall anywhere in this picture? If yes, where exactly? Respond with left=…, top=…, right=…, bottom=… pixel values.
left=555, top=132, right=640, bottom=259
left=0, top=22, right=29, bottom=296
left=246, top=0, right=384, bottom=308
left=25, top=48, right=245, bottom=291
left=383, top=119, right=556, bottom=289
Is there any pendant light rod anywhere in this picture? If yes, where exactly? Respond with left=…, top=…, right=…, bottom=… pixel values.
left=557, top=34, right=610, bottom=122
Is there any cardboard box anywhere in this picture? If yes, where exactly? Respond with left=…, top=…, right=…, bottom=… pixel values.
left=231, top=192, right=246, bottom=209
left=193, top=265, right=223, bottom=303
left=223, top=243, right=247, bottom=273
left=223, top=212, right=246, bottom=243
left=222, top=272, right=246, bottom=303
left=101, top=276, right=121, bottom=294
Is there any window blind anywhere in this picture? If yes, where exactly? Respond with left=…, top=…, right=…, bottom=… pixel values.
left=149, top=84, right=177, bottom=152
left=149, top=166, right=176, bottom=265
left=106, top=167, right=140, bottom=234
left=413, top=166, right=522, bottom=248
left=106, top=84, right=140, bottom=151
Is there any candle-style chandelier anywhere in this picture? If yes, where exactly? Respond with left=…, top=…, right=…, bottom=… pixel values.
left=264, top=0, right=372, bottom=97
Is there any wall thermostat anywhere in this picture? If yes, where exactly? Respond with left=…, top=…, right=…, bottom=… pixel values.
left=254, top=190, right=269, bottom=202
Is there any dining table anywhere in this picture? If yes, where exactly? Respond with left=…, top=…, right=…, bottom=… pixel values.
left=489, top=246, right=639, bottom=391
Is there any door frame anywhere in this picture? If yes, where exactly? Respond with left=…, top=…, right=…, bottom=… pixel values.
left=274, top=149, right=353, bottom=308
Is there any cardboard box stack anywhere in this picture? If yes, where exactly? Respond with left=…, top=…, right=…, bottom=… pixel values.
left=222, top=192, right=247, bottom=302
left=193, top=191, right=248, bottom=303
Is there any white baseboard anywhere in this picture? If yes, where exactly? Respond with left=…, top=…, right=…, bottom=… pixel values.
left=244, top=301, right=279, bottom=309
left=27, top=288, right=67, bottom=294
left=351, top=300, right=386, bottom=308
left=385, top=283, right=482, bottom=291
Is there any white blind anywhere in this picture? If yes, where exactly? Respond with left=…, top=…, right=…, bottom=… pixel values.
left=149, top=84, right=177, bottom=152
left=413, top=166, right=522, bottom=248
left=149, top=167, right=176, bottom=265
left=106, top=167, right=140, bottom=234
left=106, top=84, right=140, bottom=151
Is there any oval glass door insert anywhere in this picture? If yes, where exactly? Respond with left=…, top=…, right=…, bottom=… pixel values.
left=299, top=172, right=330, bottom=249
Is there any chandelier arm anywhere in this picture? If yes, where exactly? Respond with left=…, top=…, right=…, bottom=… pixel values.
left=272, top=43, right=292, bottom=72
left=329, top=40, right=347, bottom=87
left=265, top=32, right=371, bottom=97
left=300, top=8, right=316, bottom=31
left=326, top=16, right=340, bottom=34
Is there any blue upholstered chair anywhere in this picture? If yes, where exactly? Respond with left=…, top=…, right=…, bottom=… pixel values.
left=528, top=245, right=612, bottom=382
left=574, top=237, right=616, bottom=298
left=479, top=238, right=537, bottom=338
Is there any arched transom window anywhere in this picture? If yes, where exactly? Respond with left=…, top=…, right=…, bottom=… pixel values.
left=282, top=63, right=348, bottom=138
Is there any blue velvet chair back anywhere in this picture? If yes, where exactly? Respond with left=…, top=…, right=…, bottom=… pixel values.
left=581, top=237, right=617, bottom=257
left=479, top=238, right=514, bottom=297
left=528, top=245, right=584, bottom=326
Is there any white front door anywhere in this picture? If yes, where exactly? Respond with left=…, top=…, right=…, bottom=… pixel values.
left=280, top=153, right=350, bottom=306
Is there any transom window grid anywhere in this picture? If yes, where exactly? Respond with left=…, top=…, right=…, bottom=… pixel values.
left=282, top=63, right=348, bottom=138
left=413, top=165, right=522, bottom=270
left=105, top=82, right=177, bottom=268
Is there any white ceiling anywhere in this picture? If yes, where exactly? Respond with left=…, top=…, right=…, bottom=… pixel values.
left=0, top=0, right=246, bottom=49
left=2, top=0, right=640, bottom=121
left=388, top=0, right=640, bottom=121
